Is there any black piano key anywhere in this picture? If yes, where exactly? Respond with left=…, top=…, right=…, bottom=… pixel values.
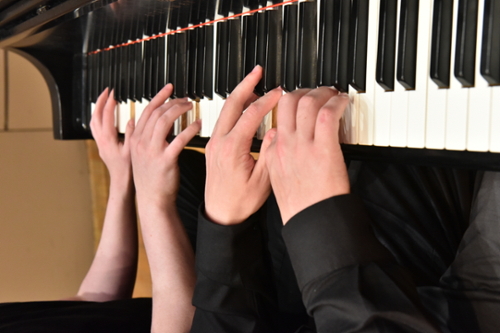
left=331, top=0, right=351, bottom=92
left=264, top=8, right=282, bottom=91
left=174, top=32, right=188, bottom=98
left=243, top=13, right=258, bottom=77
left=254, top=10, right=267, bottom=95
left=215, top=20, right=229, bottom=98
left=203, top=24, right=214, bottom=99
left=151, top=37, right=159, bottom=96
left=318, top=0, right=334, bottom=87
left=167, top=33, right=177, bottom=86
left=227, top=17, right=243, bottom=94
left=455, top=0, right=478, bottom=87
left=195, top=27, right=206, bottom=98
left=188, top=28, right=199, bottom=99
left=480, top=0, right=500, bottom=84
left=219, top=0, right=232, bottom=17
left=282, top=3, right=298, bottom=92
left=118, top=46, right=128, bottom=102
left=157, top=36, right=167, bottom=94
left=297, top=1, right=317, bottom=89
left=245, top=0, right=260, bottom=10
left=144, top=39, right=153, bottom=100
left=397, top=0, right=419, bottom=90
left=349, top=0, right=369, bottom=92
left=376, top=0, right=397, bottom=91
left=134, top=42, right=143, bottom=101
left=430, top=0, right=453, bottom=88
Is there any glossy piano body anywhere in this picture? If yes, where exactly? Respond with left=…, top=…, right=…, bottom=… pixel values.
left=1, top=0, right=500, bottom=170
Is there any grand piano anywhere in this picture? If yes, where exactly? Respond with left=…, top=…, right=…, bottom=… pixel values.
left=1, top=0, right=499, bottom=170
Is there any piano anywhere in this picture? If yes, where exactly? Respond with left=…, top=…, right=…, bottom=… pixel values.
left=1, top=0, right=499, bottom=170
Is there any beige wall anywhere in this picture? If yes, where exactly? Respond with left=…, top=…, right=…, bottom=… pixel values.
left=0, top=50, right=94, bottom=302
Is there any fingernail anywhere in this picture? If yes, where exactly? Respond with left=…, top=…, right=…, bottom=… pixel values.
left=252, top=65, right=262, bottom=73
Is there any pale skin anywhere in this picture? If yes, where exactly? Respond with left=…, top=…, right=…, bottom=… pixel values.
left=264, top=87, right=351, bottom=224
left=130, top=83, right=200, bottom=333
left=70, top=88, right=138, bottom=302
left=205, top=66, right=350, bottom=226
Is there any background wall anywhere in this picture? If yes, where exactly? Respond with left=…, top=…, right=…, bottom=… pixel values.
left=0, top=49, right=95, bottom=302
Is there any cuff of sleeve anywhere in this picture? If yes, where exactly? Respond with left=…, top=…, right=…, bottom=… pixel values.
left=196, top=203, right=264, bottom=285
left=282, top=194, right=393, bottom=290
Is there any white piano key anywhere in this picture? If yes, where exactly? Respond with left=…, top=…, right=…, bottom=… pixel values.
left=467, top=0, right=491, bottom=152
left=135, top=99, right=148, bottom=125
left=425, top=85, right=447, bottom=149
left=373, top=86, right=392, bottom=147
left=389, top=0, right=409, bottom=148
left=117, top=101, right=131, bottom=134
left=490, top=86, right=500, bottom=152
left=406, top=0, right=432, bottom=149
left=356, top=0, right=379, bottom=146
left=199, top=97, right=211, bottom=137
left=340, top=93, right=357, bottom=144
left=445, top=0, right=468, bottom=151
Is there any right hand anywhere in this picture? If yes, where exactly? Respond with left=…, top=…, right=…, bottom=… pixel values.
left=130, top=84, right=201, bottom=209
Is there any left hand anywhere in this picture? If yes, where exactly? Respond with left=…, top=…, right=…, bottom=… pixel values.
left=204, top=66, right=282, bottom=225
left=90, top=88, right=134, bottom=181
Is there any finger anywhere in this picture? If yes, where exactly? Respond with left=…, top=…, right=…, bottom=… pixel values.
left=315, top=94, right=350, bottom=146
left=136, top=98, right=189, bottom=140
left=90, top=88, right=109, bottom=133
left=296, top=87, right=338, bottom=140
left=231, top=87, right=282, bottom=144
left=276, top=89, right=310, bottom=134
left=168, top=120, right=202, bottom=157
left=135, top=84, right=174, bottom=135
left=151, top=102, right=194, bottom=148
left=102, top=90, right=118, bottom=137
left=122, top=118, right=135, bottom=153
left=213, top=65, right=263, bottom=136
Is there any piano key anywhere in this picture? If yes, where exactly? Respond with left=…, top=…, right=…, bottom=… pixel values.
left=215, top=20, right=229, bottom=98
left=429, top=0, right=453, bottom=88
left=331, top=0, right=350, bottom=92
left=202, top=24, right=214, bottom=99
left=389, top=0, right=409, bottom=147
left=445, top=0, right=469, bottom=151
left=406, top=0, right=432, bottom=149
left=117, top=101, right=131, bottom=134
left=297, top=0, right=317, bottom=89
left=143, top=39, right=153, bottom=100
left=373, top=0, right=395, bottom=146
left=376, top=0, right=397, bottom=91
left=355, top=0, right=379, bottom=146
left=490, top=85, right=500, bottom=152
left=166, top=33, right=176, bottom=87
left=227, top=16, right=243, bottom=94
left=188, top=28, right=199, bottom=99
left=133, top=41, right=143, bottom=101
left=196, top=27, right=206, bottom=98
left=317, top=0, right=334, bottom=87
left=243, top=13, right=258, bottom=77
left=454, top=0, right=478, bottom=87
left=254, top=9, right=267, bottom=96
left=174, top=31, right=188, bottom=98
left=396, top=0, right=419, bottom=90
left=282, top=2, right=298, bottom=92
left=264, top=7, right=282, bottom=91
left=480, top=0, right=500, bottom=84
left=468, top=0, right=491, bottom=151
left=349, top=0, right=369, bottom=92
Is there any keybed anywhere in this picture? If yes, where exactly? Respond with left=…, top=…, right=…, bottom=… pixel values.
left=86, top=0, right=500, bottom=153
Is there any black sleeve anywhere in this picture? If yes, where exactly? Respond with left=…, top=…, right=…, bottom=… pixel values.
left=190, top=204, right=276, bottom=333
left=282, top=194, right=442, bottom=333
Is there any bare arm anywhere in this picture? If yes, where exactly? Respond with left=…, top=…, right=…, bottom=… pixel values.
left=73, top=89, right=138, bottom=302
left=130, top=84, right=201, bottom=333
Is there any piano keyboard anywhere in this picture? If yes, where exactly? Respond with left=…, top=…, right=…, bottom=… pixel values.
left=86, top=0, right=500, bottom=153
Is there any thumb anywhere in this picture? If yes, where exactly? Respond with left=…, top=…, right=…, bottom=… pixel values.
left=251, top=128, right=276, bottom=187
left=122, top=118, right=135, bottom=151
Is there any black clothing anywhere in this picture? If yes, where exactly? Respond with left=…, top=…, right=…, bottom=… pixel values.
left=0, top=298, right=152, bottom=333
left=191, top=158, right=500, bottom=333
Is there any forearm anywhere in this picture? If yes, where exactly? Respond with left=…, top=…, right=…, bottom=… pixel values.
left=77, top=174, right=138, bottom=302
left=138, top=201, right=195, bottom=333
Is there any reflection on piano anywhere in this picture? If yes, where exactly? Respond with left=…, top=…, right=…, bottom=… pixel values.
left=1, top=0, right=500, bottom=170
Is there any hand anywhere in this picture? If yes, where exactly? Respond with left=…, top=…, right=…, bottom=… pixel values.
left=130, top=84, right=201, bottom=209
left=205, top=66, right=282, bottom=225
left=264, top=87, right=350, bottom=224
left=90, top=88, right=133, bottom=182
